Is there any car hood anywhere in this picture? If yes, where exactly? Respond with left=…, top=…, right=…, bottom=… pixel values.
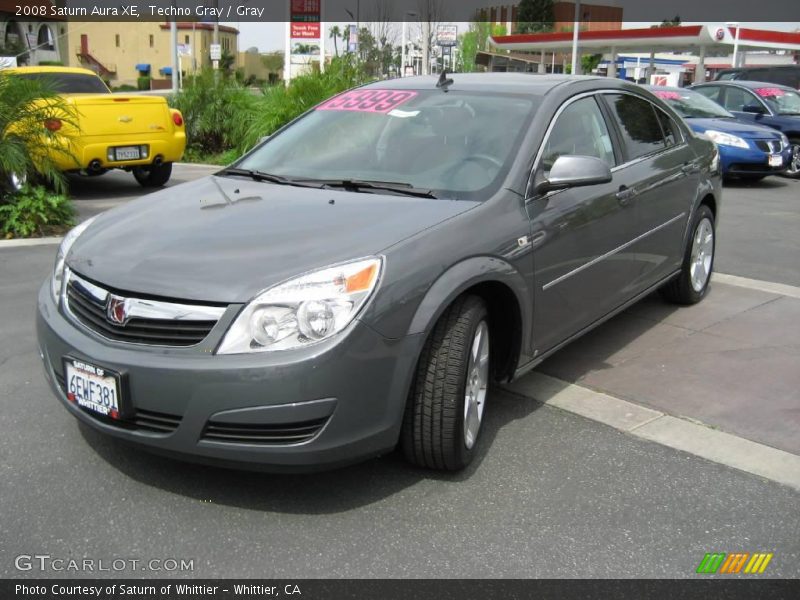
left=687, top=118, right=782, bottom=139
left=68, top=175, right=477, bottom=303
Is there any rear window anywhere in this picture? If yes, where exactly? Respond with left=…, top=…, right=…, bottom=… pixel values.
left=602, top=94, right=667, bottom=161
left=13, top=72, right=109, bottom=94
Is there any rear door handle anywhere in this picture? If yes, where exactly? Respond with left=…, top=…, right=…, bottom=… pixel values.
left=682, top=162, right=700, bottom=174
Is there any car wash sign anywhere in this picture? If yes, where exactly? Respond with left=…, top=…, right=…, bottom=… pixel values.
left=289, top=0, right=322, bottom=75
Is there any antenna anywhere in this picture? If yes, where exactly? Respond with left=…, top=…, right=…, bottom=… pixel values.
left=436, top=69, right=454, bottom=91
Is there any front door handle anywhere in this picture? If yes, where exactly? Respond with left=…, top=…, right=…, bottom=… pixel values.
left=616, top=186, right=635, bottom=205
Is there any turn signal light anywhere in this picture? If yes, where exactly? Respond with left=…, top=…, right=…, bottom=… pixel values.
left=172, top=112, right=184, bottom=127
left=44, top=118, right=62, bottom=132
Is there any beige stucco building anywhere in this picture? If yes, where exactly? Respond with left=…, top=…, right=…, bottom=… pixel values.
left=65, top=21, right=239, bottom=86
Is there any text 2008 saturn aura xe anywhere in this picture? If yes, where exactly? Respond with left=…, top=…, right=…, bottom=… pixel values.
left=37, top=74, right=721, bottom=471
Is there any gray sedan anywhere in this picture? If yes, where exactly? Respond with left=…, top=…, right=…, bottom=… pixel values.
left=37, top=74, right=721, bottom=472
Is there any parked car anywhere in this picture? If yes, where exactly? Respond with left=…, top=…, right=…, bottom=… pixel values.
left=37, top=74, right=721, bottom=472
left=715, top=65, right=800, bottom=90
left=691, top=80, right=800, bottom=178
left=3, top=66, right=185, bottom=187
left=648, top=86, right=791, bottom=181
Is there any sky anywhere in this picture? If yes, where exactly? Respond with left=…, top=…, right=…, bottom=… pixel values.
left=230, top=21, right=800, bottom=54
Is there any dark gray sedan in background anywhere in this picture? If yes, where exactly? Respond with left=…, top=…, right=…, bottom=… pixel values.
left=37, top=74, right=721, bottom=472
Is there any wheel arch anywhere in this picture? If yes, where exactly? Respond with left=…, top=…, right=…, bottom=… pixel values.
left=406, top=257, right=531, bottom=383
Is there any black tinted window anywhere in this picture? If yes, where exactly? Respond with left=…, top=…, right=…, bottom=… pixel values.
left=655, top=109, right=681, bottom=146
left=604, top=94, right=666, bottom=160
left=14, top=73, right=109, bottom=94
left=541, top=96, right=616, bottom=171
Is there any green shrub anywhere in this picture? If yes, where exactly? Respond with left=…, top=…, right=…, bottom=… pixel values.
left=37, top=60, right=64, bottom=66
left=169, top=69, right=259, bottom=154
left=0, top=73, right=77, bottom=194
left=112, top=84, right=138, bottom=92
left=137, top=76, right=151, bottom=91
left=0, top=184, right=75, bottom=238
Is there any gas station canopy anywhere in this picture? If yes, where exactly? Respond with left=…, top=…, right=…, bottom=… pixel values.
left=490, top=24, right=800, bottom=53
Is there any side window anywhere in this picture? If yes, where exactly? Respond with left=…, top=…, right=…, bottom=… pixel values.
left=603, top=94, right=666, bottom=160
left=721, top=87, right=757, bottom=112
left=694, top=86, right=721, bottom=102
left=541, top=97, right=615, bottom=172
left=655, top=109, right=681, bottom=146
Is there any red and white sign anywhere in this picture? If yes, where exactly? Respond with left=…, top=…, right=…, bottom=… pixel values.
left=291, top=22, right=321, bottom=39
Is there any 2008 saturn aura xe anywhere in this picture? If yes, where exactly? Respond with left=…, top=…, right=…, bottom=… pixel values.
left=37, top=74, right=721, bottom=472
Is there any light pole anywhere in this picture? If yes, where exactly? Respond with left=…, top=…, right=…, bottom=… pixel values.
left=726, top=22, right=741, bottom=68
left=570, top=0, right=581, bottom=75
left=401, top=11, right=417, bottom=77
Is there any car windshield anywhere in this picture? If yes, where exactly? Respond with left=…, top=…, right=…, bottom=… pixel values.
left=13, top=72, right=109, bottom=94
left=236, top=89, right=538, bottom=199
left=752, top=87, right=800, bottom=115
left=652, top=89, right=734, bottom=119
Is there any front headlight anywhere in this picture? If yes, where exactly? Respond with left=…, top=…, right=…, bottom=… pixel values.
left=216, top=257, right=383, bottom=355
left=703, top=130, right=749, bottom=149
left=51, top=216, right=97, bottom=301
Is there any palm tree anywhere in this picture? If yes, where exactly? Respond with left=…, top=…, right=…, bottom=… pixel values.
left=329, top=25, right=342, bottom=57
left=0, top=75, right=75, bottom=195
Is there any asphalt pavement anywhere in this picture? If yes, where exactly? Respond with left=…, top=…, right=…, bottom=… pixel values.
left=1, top=166, right=798, bottom=579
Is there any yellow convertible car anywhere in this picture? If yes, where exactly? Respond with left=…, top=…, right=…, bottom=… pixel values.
left=6, top=66, right=185, bottom=187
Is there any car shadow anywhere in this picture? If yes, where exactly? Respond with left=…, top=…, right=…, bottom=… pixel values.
left=532, top=289, right=685, bottom=384
left=77, top=388, right=542, bottom=514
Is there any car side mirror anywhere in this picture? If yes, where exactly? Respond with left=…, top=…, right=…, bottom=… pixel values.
left=742, top=104, right=766, bottom=114
left=537, top=155, right=612, bottom=194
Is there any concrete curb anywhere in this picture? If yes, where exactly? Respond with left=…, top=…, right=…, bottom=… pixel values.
left=505, top=372, right=800, bottom=492
left=713, top=272, right=800, bottom=300
left=0, top=236, right=63, bottom=248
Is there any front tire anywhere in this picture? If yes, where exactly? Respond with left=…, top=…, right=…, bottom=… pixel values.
left=401, top=295, right=490, bottom=471
left=133, top=162, right=172, bottom=187
left=661, top=205, right=715, bottom=305
left=782, top=139, right=800, bottom=179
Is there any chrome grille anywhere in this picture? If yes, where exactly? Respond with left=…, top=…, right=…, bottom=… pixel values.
left=202, top=418, right=329, bottom=445
left=65, top=271, right=226, bottom=347
left=755, top=139, right=782, bottom=153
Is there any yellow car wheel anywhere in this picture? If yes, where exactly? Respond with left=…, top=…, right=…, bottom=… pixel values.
left=133, top=162, right=172, bottom=188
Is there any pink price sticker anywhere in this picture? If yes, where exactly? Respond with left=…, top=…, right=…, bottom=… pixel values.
left=317, top=90, right=418, bottom=114
left=755, top=87, right=785, bottom=98
left=654, top=91, right=683, bottom=100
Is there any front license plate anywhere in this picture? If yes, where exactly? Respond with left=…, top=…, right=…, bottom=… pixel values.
left=769, top=154, right=783, bottom=168
left=63, top=357, right=122, bottom=419
left=113, top=146, right=141, bottom=161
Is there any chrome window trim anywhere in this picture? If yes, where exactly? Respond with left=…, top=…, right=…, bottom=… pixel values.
left=527, top=88, right=689, bottom=198
left=542, top=212, right=687, bottom=291
left=65, top=270, right=227, bottom=323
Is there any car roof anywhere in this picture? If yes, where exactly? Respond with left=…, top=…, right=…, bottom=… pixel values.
left=366, top=73, right=626, bottom=96
left=644, top=85, right=697, bottom=93
left=696, top=80, right=796, bottom=92
left=2, top=66, right=99, bottom=76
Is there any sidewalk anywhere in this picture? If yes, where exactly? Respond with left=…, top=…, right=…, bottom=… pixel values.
left=511, top=277, right=800, bottom=457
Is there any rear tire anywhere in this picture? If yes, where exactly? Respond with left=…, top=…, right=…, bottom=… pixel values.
left=133, top=162, right=172, bottom=187
left=661, top=205, right=715, bottom=305
left=401, top=295, right=490, bottom=471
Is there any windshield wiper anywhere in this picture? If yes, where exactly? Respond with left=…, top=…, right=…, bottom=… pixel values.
left=318, top=179, right=439, bottom=199
left=218, top=167, right=323, bottom=189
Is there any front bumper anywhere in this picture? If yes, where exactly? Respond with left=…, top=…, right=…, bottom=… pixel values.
left=36, top=281, right=422, bottom=471
left=720, top=144, right=792, bottom=176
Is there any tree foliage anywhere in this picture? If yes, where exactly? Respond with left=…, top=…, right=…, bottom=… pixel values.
left=517, top=0, right=555, bottom=34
